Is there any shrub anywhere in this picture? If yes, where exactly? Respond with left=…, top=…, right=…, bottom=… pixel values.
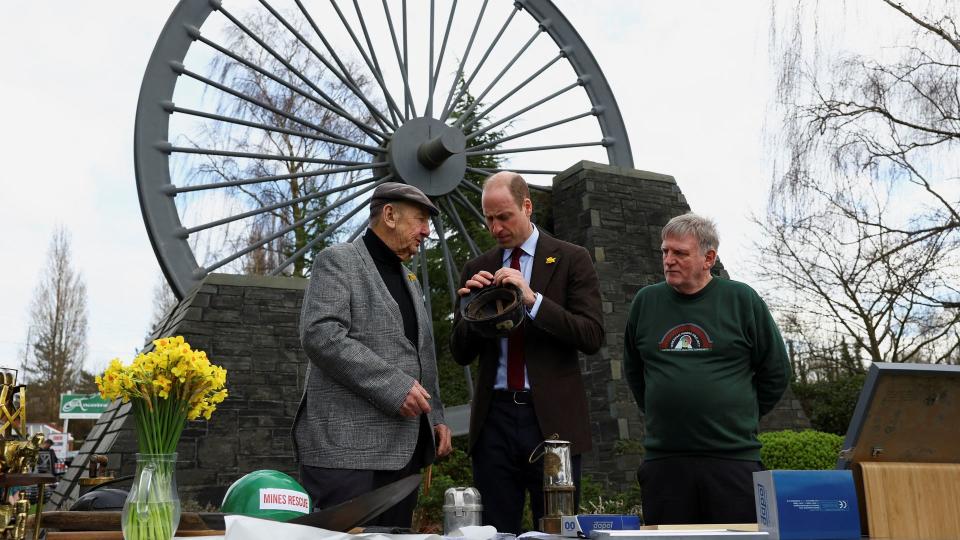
left=413, top=440, right=473, bottom=532
left=792, top=374, right=866, bottom=435
left=759, top=429, right=843, bottom=470
left=579, top=475, right=642, bottom=516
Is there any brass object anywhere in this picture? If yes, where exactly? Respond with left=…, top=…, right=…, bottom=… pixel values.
left=0, top=504, right=14, bottom=538
left=79, top=477, right=116, bottom=488
left=543, top=452, right=561, bottom=477
left=88, top=454, right=110, bottom=478
left=11, top=493, right=28, bottom=540
left=530, top=435, right=576, bottom=532
left=0, top=370, right=26, bottom=439
left=540, top=516, right=562, bottom=535
left=0, top=435, right=45, bottom=474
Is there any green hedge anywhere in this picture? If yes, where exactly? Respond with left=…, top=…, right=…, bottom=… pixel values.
left=759, top=429, right=844, bottom=470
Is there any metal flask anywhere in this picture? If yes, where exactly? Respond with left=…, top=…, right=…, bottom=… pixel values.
left=443, top=487, right=483, bottom=534
left=530, top=436, right=575, bottom=534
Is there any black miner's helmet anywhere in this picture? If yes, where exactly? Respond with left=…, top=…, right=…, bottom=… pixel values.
left=461, top=285, right=526, bottom=338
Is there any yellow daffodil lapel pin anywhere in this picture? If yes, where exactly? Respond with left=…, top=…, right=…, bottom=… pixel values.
left=546, top=256, right=557, bottom=265
left=407, top=273, right=418, bottom=282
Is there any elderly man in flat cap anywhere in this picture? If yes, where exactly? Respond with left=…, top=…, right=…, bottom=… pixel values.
left=293, top=182, right=453, bottom=527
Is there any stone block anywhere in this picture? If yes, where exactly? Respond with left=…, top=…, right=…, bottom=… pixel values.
left=211, top=295, right=242, bottom=309
left=261, top=311, right=299, bottom=325
left=241, top=306, right=261, bottom=324
left=197, top=437, right=238, bottom=468
left=204, top=310, right=241, bottom=323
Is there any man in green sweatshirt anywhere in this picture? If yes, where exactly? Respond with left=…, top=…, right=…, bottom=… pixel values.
left=624, top=213, right=790, bottom=525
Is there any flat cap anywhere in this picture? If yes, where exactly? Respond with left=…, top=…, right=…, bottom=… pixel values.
left=370, top=182, right=440, bottom=216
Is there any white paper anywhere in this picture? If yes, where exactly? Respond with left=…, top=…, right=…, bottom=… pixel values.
left=447, top=525, right=498, bottom=540
left=223, top=515, right=449, bottom=540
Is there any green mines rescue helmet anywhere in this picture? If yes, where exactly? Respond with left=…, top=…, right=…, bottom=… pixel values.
left=221, top=470, right=312, bottom=521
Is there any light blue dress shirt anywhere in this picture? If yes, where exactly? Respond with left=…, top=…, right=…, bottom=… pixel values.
left=493, top=225, right=543, bottom=390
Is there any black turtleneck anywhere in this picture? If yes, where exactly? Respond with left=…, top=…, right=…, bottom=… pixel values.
left=363, top=228, right=419, bottom=348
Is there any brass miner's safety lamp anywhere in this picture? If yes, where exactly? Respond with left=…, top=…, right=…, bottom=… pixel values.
left=530, top=436, right=575, bottom=534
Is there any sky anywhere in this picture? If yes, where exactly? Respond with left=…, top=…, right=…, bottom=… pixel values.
left=0, top=1, right=906, bottom=376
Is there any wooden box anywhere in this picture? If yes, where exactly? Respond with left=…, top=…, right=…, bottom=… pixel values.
left=837, top=363, right=960, bottom=540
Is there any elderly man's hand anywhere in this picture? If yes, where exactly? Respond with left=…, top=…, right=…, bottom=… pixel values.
left=434, top=424, right=453, bottom=457
left=399, top=380, right=432, bottom=418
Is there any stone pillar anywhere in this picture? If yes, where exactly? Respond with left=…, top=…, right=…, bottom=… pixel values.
left=550, top=161, right=809, bottom=491
left=551, top=161, right=692, bottom=489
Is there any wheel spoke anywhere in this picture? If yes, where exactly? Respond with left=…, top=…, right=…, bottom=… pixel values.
left=266, top=0, right=398, bottom=131
left=461, top=52, right=564, bottom=132
left=440, top=197, right=481, bottom=257
left=438, top=0, right=490, bottom=121
left=427, top=0, right=435, bottom=118
left=216, top=5, right=387, bottom=143
left=172, top=162, right=387, bottom=194
left=452, top=187, right=487, bottom=224
left=327, top=0, right=404, bottom=123
left=465, top=167, right=560, bottom=177
left=381, top=0, right=418, bottom=119
left=183, top=176, right=382, bottom=235
left=166, top=143, right=371, bottom=167
left=427, top=0, right=457, bottom=118
left=467, top=140, right=609, bottom=157
left=466, top=80, right=581, bottom=141
left=432, top=215, right=461, bottom=306
left=441, top=4, right=521, bottom=123
left=204, top=176, right=390, bottom=274
left=460, top=181, right=482, bottom=195
left=466, top=110, right=595, bottom=151
left=404, top=0, right=411, bottom=118
left=347, top=218, right=368, bottom=242
left=418, top=245, right=433, bottom=330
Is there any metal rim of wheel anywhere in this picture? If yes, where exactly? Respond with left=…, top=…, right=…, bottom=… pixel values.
left=135, top=0, right=633, bottom=300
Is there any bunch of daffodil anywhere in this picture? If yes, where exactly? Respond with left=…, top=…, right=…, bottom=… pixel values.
left=97, top=336, right=228, bottom=454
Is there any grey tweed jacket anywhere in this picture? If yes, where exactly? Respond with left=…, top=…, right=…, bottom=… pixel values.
left=293, top=236, right=444, bottom=470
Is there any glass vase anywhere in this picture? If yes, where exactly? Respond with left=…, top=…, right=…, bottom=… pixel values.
left=121, top=453, right=181, bottom=540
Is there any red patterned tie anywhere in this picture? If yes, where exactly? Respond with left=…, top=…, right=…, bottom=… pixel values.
left=507, top=248, right=525, bottom=390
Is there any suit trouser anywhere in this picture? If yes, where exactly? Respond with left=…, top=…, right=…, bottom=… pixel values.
left=636, top=456, right=762, bottom=525
left=299, top=416, right=432, bottom=529
left=472, top=392, right=582, bottom=534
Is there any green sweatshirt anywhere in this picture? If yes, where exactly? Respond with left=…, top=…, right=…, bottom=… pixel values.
left=623, top=277, right=790, bottom=461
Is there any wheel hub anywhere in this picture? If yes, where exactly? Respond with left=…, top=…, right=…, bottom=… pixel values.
left=388, top=117, right=466, bottom=196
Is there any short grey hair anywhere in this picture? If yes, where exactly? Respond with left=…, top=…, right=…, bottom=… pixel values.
left=369, top=199, right=420, bottom=227
left=661, top=213, right=719, bottom=253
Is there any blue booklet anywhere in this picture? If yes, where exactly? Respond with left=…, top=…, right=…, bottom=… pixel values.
left=754, top=470, right=860, bottom=540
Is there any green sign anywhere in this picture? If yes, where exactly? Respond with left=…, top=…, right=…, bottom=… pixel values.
left=59, top=393, right=110, bottom=419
